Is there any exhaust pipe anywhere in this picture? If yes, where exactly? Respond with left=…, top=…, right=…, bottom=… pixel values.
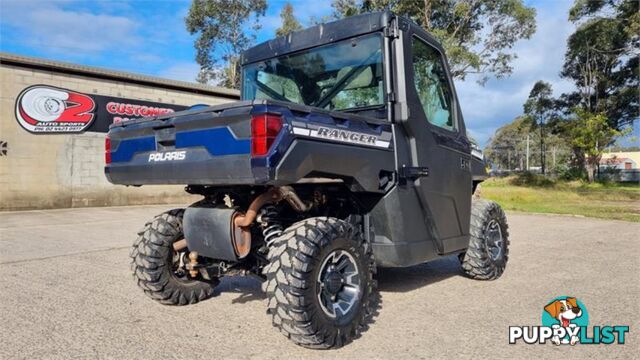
left=231, top=186, right=312, bottom=257
left=181, top=186, right=312, bottom=260
left=278, top=186, right=313, bottom=212
left=233, top=186, right=312, bottom=228
left=233, top=188, right=282, bottom=228
left=173, top=239, right=188, bottom=251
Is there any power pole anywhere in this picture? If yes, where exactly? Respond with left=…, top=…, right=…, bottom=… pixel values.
left=526, top=134, right=530, bottom=171
left=540, top=123, right=545, bottom=175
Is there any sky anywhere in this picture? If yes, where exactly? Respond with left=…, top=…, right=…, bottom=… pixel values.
left=0, top=0, right=635, bottom=146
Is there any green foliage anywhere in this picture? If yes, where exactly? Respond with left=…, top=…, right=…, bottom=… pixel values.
left=561, top=0, right=639, bottom=129
left=597, top=166, right=623, bottom=185
left=331, top=0, right=537, bottom=83
left=561, top=108, right=630, bottom=181
left=275, top=3, right=303, bottom=37
left=488, top=0, right=638, bottom=181
left=555, top=164, right=588, bottom=181
left=565, top=109, right=624, bottom=160
left=484, top=116, right=570, bottom=172
left=522, top=81, right=559, bottom=174
left=186, top=0, right=267, bottom=89
left=509, top=172, right=555, bottom=187
left=523, top=81, right=556, bottom=125
left=482, top=176, right=640, bottom=222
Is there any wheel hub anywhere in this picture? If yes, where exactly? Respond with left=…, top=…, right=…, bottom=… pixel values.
left=171, top=243, right=191, bottom=281
left=317, top=249, right=361, bottom=319
left=486, top=219, right=504, bottom=261
left=323, top=268, right=344, bottom=295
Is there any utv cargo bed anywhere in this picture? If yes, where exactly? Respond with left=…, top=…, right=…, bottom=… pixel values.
left=105, top=100, right=394, bottom=191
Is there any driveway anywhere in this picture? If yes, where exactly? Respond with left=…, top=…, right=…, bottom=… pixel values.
left=1, top=205, right=638, bottom=359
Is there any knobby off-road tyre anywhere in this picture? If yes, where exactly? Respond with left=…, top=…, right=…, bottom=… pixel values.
left=461, top=199, right=509, bottom=280
left=262, top=217, right=377, bottom=349
left=130, top=209, right=218, bottom=305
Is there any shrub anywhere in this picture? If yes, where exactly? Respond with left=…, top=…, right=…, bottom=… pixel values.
left=596, top=167, right=622, bottom=184
left=555, top=164, right=587, bottom=181
left=509, top=172, right=556, bottom=187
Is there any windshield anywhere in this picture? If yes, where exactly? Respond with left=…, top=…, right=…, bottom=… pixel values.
left=242, top=33, right=384, bottom=111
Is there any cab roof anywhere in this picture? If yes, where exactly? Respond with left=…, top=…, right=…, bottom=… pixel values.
left=241, top=11, right=393, bottom=66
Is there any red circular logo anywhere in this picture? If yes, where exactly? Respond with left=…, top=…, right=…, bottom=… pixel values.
left=15, top=85, right=96, bottom=133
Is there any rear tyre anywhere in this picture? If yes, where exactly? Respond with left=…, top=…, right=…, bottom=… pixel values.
left=262, top=217, right=376, bottom=349
left=461, top=199, right=509, bottom=280
left=130, top=209, right=218, bottom=305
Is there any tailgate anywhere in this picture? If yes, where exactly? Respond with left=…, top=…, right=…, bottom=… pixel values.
left=105, top=101, right=255, bottom=185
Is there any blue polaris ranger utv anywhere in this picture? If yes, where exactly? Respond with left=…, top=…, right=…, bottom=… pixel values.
left=106, top=11, right=509, bottom=349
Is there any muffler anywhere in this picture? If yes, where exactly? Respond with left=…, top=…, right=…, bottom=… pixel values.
left=183, top=205, right=247, bottom=261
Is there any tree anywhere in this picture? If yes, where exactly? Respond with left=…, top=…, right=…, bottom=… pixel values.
left=485, top=116, right=569, bottom=172
left=331, top=0, right=537, bottom=83
left=560, top=0, right=639, bottom=129
left=186, top=0, right=267, bottom=89
left=523, top=81, right=558, bottom=174
left=485, top=117, right=530, bottom=171
left=548, top=0, right=638, bottom=179
left=563, top=109, right=628, bottom=182
left=276, top=3, right=303, bottom=37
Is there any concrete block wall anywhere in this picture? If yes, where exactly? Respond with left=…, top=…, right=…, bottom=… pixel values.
left=0, top=62, right=238, bottom=211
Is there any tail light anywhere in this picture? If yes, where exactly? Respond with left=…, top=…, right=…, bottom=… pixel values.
left=251, top=114, right=282, bottom=157
left=105, top=136, right=111, bottom=164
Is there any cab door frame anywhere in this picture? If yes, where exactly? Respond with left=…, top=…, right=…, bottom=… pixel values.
left=391, top=19, right=472, bottom=254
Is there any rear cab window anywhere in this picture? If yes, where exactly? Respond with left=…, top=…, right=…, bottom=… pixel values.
left=242, top=33, right=385, bottom=113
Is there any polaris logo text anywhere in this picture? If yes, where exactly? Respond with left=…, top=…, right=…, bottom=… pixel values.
left=316, top=127, right=377, bottom=145
left=148, top=151, right=186, bottom=162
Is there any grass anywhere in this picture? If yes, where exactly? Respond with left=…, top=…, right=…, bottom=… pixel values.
left=480, top=174, right=640, bottom=222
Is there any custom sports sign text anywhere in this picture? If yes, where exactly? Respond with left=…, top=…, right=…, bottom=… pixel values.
left=15, top=85, right=188, bottom=134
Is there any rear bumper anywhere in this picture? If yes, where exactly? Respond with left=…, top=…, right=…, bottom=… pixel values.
left=105, top=151, right=255, bottom=186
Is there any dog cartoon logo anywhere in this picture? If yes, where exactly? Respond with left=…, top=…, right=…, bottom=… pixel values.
left=15, top=85, right=96, bottom=133
left=542, top=296, right=588, bottom=345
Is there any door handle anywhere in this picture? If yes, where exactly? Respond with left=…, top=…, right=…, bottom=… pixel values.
left=399, top=165, right=429, bottom=180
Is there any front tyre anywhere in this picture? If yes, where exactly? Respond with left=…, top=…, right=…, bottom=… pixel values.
left=461, top=199, right=509, bottom=280
left=130, top=209, right=217, bottom=305
left=262, top=217, right=376, bottom=349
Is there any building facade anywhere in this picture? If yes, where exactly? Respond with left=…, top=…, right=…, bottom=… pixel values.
left=599, top=151, right=640, bottom=183
left=600, top=151, right=640, bottom=170
left=0, top=53, right=239, bottom=210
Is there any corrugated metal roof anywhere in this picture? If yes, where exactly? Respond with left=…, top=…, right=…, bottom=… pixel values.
left=0, top=52, right=240, bottom=99
left=602, top=151, right=640, bottom=165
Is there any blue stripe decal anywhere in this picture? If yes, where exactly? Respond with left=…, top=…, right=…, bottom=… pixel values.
left=111, top=136, right=156, bottom=163
left=176, top=128, right=250, bottom=156
left=109, top=128, right=249, bottom=163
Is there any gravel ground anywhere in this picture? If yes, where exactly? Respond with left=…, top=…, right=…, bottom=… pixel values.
left=1, top=205, right=638, bottom=359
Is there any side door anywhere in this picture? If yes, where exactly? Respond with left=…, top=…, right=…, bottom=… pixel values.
left=397, top=28, right=472, bottom=254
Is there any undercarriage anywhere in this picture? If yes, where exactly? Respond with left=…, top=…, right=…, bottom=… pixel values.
left=170, top=185, right=377, bottom=284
